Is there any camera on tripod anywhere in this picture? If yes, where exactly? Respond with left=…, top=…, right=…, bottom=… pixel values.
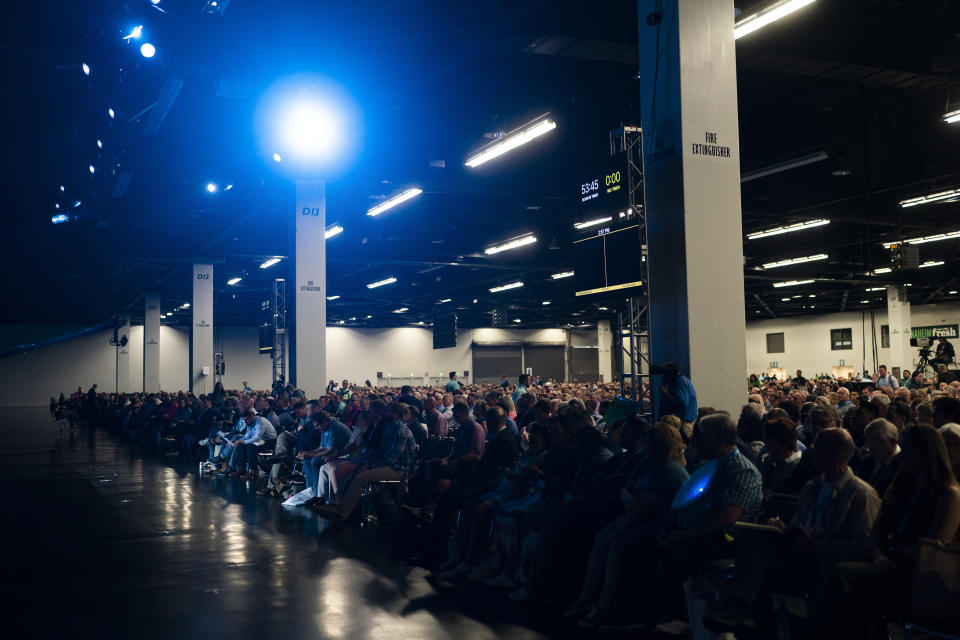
left=910, top=337, right=932, bottom=356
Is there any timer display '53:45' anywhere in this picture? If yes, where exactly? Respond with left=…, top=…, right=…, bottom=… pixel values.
left=581, top=179, right=599, bottom=195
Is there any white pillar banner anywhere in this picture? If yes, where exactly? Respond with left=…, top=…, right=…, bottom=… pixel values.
left=886, top=285, right=913, bottom=375
left=597, top=320, right=614, bottom=384
left=294, top=179, right=327, bottom=398
left=144, top=293, right=161, bottom=393
left=192, top=263, right=214, bottom=395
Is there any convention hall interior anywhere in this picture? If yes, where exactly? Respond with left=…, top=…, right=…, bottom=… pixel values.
left=2, top=0, right=960, bottom=638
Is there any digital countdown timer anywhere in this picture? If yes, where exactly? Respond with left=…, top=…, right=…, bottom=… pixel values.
left=580, top=169, right=623, bottom=202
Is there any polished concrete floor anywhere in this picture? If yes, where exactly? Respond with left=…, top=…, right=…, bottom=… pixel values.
left=0, top=408, right=573, bottom=640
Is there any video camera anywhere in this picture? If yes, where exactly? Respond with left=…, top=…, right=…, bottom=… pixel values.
left=910, top=337, right=932, bottom=356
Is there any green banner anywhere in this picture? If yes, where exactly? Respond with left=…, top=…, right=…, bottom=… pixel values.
left=911, top=324, right=959, bottom=340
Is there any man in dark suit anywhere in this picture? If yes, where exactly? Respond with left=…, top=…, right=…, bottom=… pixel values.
left=856, top=418, right=902, bottom=497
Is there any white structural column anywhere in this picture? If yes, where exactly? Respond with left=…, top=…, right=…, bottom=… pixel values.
left=144, top=293, right=161, bottom=393
left=191, top=263, right=214, bottom=394
left=115, top=314, right=131, bottom=393
left=886, top=285, right=913, bottom=374
left=597, top=320, right=614, bottom=384
left=637, top=0, right=747, bottom=414
left=292, top=179, right=327, bottom=398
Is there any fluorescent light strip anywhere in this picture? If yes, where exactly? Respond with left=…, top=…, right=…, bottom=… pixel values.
left=882, top=230, right=960, bottom=248
left=484, top=234, right=537, bottom=255
left=465, top=119, right=557, bottom=168
left=439, top=298, right=452, bottom=303
left=943, top=109, right=960, bottom=124
left=865, top=287, right=885, bottom=292
left=762, top=253, right=828, bottom=269
left=489, top=281, right=524, bottom=293
left=227, top=277, right=242, bottom=285
left=551, top=271, right=575, bottom=279
left=366, top=277, right=397, bottom=289
left=326, top=295, right=339, bottom=301
left=325, top=224, right=343, bottom=239
left=392, top=307, right=408, bottom=313
left=872, top=267, right=892, bottom=274
left=734, top=0, right=817, bottom=40
left=772, top=279, right=815, bottom=288
left=259, top=257, right=281, bottom=269
left=542, top=301, right=551, bottom=305
left=898, top=189, right=960, bottom=208
left=573, top=216, right=613, bottom=230
left=366, top=188, right=423, bottom=217
left=919, top=260, right=945, bottom=268
left=746, top=219, right=829, bottom=240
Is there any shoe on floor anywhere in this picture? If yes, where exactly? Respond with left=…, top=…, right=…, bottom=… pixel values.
left=440, top=561, right=471, bottom=580
left=281, top=487, right=315, bottom=507
left=507, top=587, right=532, bottom=603
left=483, top=572, right=518, bottom=589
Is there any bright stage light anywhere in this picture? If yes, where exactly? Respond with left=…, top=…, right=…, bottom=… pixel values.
left=82, top=63, right=90, bottom=76
left=108, top=108, right=115, bottom=119
left=206, top=182, right=218, bottom=193
left=96, top=139, right=102, bottom=149
left=140, top=43, right=156, bottom=58
left=272, top=152, right=282, bottom=163
left=367, top=277, right=397, bottom=289
left=54, top=203, right=60, bottom=209
left=260, top=258, right=281, bottom=269
left=124, top=25, right=143, bottom=40
left=59, top=185, right=65, bottom=192
left=278, top=99, right=341, bottom=163
left=490, top=281, right=523, bottom=293
left=465, top=117, right=556, bottom=168
left=324, top=224, right=343, bottom=239
left=367, top=188, right=422, bottom=216
left=734, top=0, right=816, bottom=40
left=227, top=277, right=242, bottom=285
left=89, top=165, right=95, bottom=174
left=51, top=214, right=69, bottom=224
left=484, top=234, right=537, bottom=255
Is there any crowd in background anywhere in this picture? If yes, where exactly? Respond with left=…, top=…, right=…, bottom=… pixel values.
left=48, top=360, right=960, bottom=637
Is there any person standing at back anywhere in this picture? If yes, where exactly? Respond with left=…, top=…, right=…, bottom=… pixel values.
left=513, top=373, right=530, bottom=404
left=445, top=371, right=462, bottom=393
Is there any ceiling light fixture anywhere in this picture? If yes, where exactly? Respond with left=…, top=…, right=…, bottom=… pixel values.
left=872, top=267, right=892, bottom=274
left=898, top=188, right=960, bottom=208
left=326, top=295, right=340, bottom=301
left=439, top=298, right=452, bottom=303
left=367, top=276, right=397, bottom=289
left=227, top=277, right=242, bottom=285
left=490, top=281, right=524, bottom=293
left=324, top=224, right=343, bottom=239
left=465, top=117, right=556, bottom=168
left=484, top=234, right=537, bottom=255
left=762, top=253, right=828, bottom=269
left=259, top=257, right=281, bottom=269
left=551, top=271, right=575, bottom=279
left=734, top=0, right=817, bottom=40
left=865, top=287, right=885, bottom=292
left=542, top=301, right=551, bottom=305
left=573, top=216, right=613, bottom=230
left=772, top=279, right=816, bottom=288
left=746, top=219, right=829, bottom=240
left=81, top=63, right=90, bottom=76
left=882, top=230, right=960, bottom=248
left=366, top=187, right=422, bottom=216
left=392, top=307, right=408, bottom=313
left=919, top=260, right=945, bottom=268
left=943, top=109, right=960, bottom=124
left=740, top=150, right=828, bottom=183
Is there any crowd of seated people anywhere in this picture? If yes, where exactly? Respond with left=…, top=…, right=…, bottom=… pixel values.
left=51, top=362, right=960, bottom=637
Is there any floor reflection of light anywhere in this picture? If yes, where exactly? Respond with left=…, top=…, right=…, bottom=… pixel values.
left=162, top=467, right=177, bottom=532
left=179, top=476, right=192, bottom=531
left=221, top=521, right=247, bottom=566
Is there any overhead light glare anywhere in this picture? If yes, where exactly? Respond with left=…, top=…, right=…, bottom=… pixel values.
left=326, top=295, right=340, bottom=301
left=881, top=230, right=960, bottom=248
left=96, top=139, right=102, bottom=149
left=746, top=219, right=829, bottom=240
left=772, top=279, right=815, bottom=288
left=551, top=271, right=575, bottom=279
left=272, top=152, right=282, bottom=163
left=865, top=287, right=885, bottom=292
left=762, top=253, right=828, bottom=269
left=573, top=216, right=613, bottom=230
left=59, top=185, right=65, bottom=192
left=484, top=234, right=537, bottom=255
left=780, top=297, right=790, bottom=302
left=898, top=189, right=960, bottom=208
left=542, top=300, right=551, bottom=305
left=259, top=257, right=281, bottom=269
left=490, top=281, right=524, bottom=293
left=108, top=108, right=115, bottom=119
left=324, top=224, right=343, bottom=239
left=181, top=303, right=190, bottom=309
left=439, top=298, right=452, bottom=303
left=81, top=63, right=90, bottom=76
left=206, top=182, right=218, bottom=193
left=227, top=277, right=242, bottom=285
left=366, top=188, right=423, bottom=216
left=367, top=276, right=397, bottom=289
left=943, top=109, right=960, bottom=124
left=88, top=165, right=95, bottom=174
left=140, top=43, right=156, bottom=58
left=513, top=319, right=522, bottom=323
left=392, top=307, right=408, bottom=313
left=872, top=267, right=892, bottom=274
left=465, top=118, right=556, bottom=168
left=51, top=214, right=69, bottom=224
left=919, top=260, right=945, bottom=268
left=124, top=25, right=143, bottom=40
left=734, top=0, right=817, bottom=40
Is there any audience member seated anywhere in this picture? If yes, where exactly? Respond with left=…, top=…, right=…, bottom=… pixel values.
left=705, top=428, right=880, bottom=633
left=811, top=424, right=960, bottom=640
left=757, top=415, right=815, bottom=499
left=857, top=418, right=902, bottom=497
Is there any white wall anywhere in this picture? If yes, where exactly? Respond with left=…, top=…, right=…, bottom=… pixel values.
left=746, top=302, right=960, bottom=377
left=0, top=325, right=582, bottom=406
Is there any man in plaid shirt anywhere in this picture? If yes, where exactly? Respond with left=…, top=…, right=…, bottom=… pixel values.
left=326, top=402, right=416, bottom=519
